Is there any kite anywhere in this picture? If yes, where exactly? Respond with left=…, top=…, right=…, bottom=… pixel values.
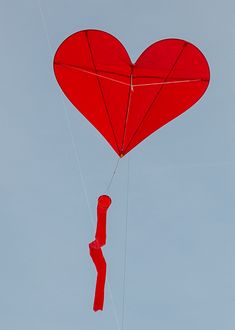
left=53, top=29, right=210, bottom=311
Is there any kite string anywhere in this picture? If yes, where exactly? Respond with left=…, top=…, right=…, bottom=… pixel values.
left=121, top=155, right=130, bottom=330
left=104, top=156, right=120, bottom=194
left=36, top=0, right=93, bottom=227
left=36, top=2, right=121, bottom=329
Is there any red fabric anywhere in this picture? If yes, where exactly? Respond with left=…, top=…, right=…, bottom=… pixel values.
left=89, top=195, right=112, bottom=311
left=89, top=241, right=106, bottom=312
left=54, top=30, right=210, bottom=156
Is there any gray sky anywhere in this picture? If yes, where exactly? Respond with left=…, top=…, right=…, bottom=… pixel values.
left=0, top=0, right=235, bottom=329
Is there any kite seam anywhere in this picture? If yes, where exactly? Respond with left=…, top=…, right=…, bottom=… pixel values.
left=85, top=31, right=121, bottom=155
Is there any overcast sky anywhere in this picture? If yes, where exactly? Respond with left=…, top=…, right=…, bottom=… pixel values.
left=0, top=0, right=235, bottom=329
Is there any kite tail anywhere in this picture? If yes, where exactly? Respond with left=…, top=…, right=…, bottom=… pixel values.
left=89, top=195, right=112, bottom=311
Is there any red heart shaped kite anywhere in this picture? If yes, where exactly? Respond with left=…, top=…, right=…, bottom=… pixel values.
left=53, top=30, right=210, bottom=312
left=54, top=29, right=210, bottom=157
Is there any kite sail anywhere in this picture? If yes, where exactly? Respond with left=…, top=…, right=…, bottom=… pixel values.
left=53, top=29, right=210, bottom=311
left=54, top=29, right=210, bottom=157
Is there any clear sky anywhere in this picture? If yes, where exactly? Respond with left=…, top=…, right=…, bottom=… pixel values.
left=0, top=0, right=235, bottom=329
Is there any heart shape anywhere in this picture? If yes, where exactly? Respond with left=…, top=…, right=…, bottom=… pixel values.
left=54, top=30, right=210, bottom=156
